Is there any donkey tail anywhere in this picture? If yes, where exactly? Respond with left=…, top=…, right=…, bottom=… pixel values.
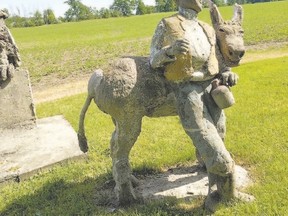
left=78, top=69, right=104, bottom=153
left=78, top=94, right=92, bottom=153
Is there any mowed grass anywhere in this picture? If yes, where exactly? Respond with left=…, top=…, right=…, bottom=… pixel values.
left=1, top=1, right=287, bottom=215
left=10, top=1, right=288, bottom=85
left=0, top=56, right=287, bottom=215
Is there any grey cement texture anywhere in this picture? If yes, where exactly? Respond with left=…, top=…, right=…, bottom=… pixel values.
left=98, top=164, right=253, bottom=210
left=0, top=69, right=36, bottom=129
left=0, top=115, right=85, bottom=186
left=137, top=165, right=252, bottom=200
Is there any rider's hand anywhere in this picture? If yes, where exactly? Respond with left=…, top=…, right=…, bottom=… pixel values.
left=221, top=71, right=239, bottom=86
left=166, top=39, right=190, bottom=57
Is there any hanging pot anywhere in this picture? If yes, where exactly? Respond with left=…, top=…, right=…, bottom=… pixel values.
left=211, top=79, right=235, bottom=109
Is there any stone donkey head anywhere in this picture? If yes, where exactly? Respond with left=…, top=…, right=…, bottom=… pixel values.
left=210, top=3, right=245, bottom=67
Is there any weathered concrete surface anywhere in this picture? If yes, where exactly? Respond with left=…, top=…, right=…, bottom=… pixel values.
left=95, top=164, right=253, bottom=208
left=137, top=165, right=252, bottom=200
left=0, top=69, right=36, bottom=128
left=0, top=115, right=85, bottom=186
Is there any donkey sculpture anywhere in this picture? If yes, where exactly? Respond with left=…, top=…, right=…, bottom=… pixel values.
left=78, top=4, right=245, bottom=205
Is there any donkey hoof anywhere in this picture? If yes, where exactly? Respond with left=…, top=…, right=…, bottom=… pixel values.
left=118, top=192, right=138, bottom=206
left=205, top=191, right=221, bottom=213
left=116, top=182, right=141, bottom=206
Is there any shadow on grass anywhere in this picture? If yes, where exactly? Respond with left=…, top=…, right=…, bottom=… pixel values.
left=1, top=166, right=209, bottom=215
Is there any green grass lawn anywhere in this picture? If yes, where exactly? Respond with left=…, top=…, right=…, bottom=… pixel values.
left=10, top=1, right=288, bottom=85
left=1, top=1, right=288, bottom=215
left=0, top=56, right=287, bottom=215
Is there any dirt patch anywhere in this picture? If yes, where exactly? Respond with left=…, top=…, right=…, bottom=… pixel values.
left=32, top=76, right=90, bottom=104
left=243, top=41, right=288, bottom=64
left=245, top=41, right=288, bottom=51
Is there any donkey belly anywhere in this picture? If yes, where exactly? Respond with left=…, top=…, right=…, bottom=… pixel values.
left=93, top=57, right=175, bottom=119
left=145, top=93, right=178, bottom=117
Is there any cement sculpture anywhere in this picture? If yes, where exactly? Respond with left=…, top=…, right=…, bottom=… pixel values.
left=78, top=2, right=253, bottom=212
left=150, top=1, right=249, bottom=212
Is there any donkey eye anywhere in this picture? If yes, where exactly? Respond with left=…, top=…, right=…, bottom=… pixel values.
left=219, top=28, right=225, bottom=32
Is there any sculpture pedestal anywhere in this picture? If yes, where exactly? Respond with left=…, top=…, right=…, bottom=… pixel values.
left=0, top=69, right=36, bottom=128
left=0, top=70, right=85, bottom=186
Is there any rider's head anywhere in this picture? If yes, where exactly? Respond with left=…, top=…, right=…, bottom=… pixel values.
left=175, top=0, right=203, bottom=13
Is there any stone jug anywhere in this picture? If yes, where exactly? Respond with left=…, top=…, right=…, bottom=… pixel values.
left=211, top=79, right=235, bottom=109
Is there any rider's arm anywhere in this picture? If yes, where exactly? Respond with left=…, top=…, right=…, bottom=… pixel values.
left=150, top=20, right=176, bottom=69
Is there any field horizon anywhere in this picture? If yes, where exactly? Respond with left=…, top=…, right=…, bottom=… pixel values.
left=9, top=1, right=288, bottom=89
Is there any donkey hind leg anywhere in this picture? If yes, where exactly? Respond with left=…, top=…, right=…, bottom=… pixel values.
left=110, top=116, right=142, bottom=206
left=78, top=95, right=93, bottom=153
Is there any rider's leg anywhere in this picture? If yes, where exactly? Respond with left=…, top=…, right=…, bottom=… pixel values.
left=174, top=81, right=235, bottom=209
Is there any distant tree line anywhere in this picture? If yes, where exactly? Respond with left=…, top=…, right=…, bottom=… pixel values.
left=4, top=8, right=58, bottom=28
left=3, top=0, right=285, bottom=28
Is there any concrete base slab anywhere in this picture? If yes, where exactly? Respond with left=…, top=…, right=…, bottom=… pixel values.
left=0, top=115, right=85, bottom=186
left=136, top=164, right=253, bottom=200
left=95, top=164, right=253, bottom=208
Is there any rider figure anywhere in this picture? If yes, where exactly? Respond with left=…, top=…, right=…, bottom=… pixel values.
left=150, top=0, right=240, bottom=211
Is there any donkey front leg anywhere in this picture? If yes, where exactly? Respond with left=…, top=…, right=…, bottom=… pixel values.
left=110, top=116, right=142, bottom=206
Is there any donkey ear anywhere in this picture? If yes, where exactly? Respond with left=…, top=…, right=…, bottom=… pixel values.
left=232, top=3, right=243, bottom=24
left=210, top=3, right=224, bottom=27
